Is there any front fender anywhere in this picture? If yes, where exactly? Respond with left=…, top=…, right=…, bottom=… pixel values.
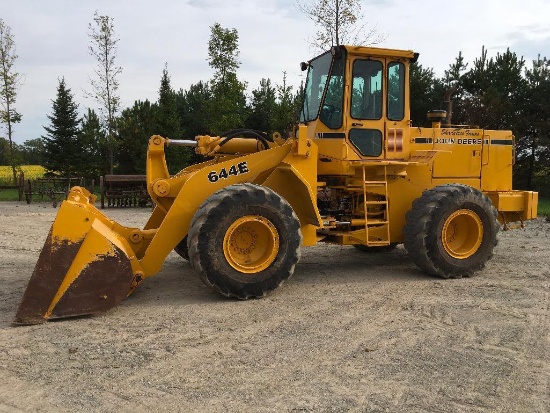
left=139, top=143, right=293, bottom=275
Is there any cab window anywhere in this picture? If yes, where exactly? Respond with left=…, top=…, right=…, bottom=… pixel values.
left=351, top=60, right=383, bottom=120
left=349, top=129, right=383, bottom=157
left=300, top=51, right=332, bottom=123
left=387, top=62, right=405, bottom=121
left=300, top=49, right=346, bottom=130
left=319, top=52, right=345, bottom=129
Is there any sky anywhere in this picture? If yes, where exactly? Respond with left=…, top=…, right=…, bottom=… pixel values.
left=2, top=0, right=550, bottom=144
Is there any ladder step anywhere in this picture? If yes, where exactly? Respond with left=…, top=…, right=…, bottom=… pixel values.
left=362, top=165, right=390, bottom=244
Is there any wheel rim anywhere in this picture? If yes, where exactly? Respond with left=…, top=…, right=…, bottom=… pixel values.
left=442, top=209, right=483, bottom=259
left=223, top=215, right=279, bottom=273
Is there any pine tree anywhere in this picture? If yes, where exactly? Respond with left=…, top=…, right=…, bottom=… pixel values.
left=156, top=64, right=180, bottom=138
left=116, top=100, right=155, bottom=174
left=461, top=47, right=526, bottom=129
left=155, top=64, right=190, bottom=173
left=247, top=78, right=277, bottom=134
left=441, top=51, right=468, bottom=125
left=176, top=81, right=212, bottom=165
left=516, top=56, right=550, bottom=192
left=274, top=72, right=302, bottom=135
left=80, top=108, right=108, bottom=178
left=176, top=81, right=212, bottom=137
left=43, top=78, right=83, bottom=177
left=409, top=62, right=444, bottom=127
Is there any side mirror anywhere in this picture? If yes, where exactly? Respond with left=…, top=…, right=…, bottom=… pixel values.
left=300, top=62, right=309, bottom=71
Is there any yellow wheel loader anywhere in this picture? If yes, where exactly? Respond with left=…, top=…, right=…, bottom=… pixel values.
left=15, top=45, right=538, bottom=324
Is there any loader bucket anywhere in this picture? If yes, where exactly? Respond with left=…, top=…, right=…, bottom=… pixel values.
left=14, top=188, right=140, bottom=325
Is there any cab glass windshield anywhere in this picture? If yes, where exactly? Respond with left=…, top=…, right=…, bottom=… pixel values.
left=300, top=50, right=345, bottom=129
left=300, top=51, right=332, bottom=122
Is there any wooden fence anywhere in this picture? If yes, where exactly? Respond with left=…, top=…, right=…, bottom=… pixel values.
left=24, top=177, right=85, bottom=207
left=99, top=175, right=151, bottom=209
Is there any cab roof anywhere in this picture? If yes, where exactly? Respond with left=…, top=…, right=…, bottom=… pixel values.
left=341, top=45, right=418, bottom=62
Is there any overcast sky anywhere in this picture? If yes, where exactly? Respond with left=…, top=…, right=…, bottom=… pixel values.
left=2, top=0, right=550, bottom=144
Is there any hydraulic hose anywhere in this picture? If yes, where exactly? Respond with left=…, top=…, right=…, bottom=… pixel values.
left=218, top=129, right=271, bottom=151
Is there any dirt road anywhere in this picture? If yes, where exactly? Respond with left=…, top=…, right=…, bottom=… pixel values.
left=0, top=202, right=548, bottom=412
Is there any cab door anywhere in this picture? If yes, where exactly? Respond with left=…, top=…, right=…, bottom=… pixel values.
left=347, top=57, right=386, bottom=158
left=347, top=57, right=409, bottom=160
left=385, top=61, right=409, bottom=160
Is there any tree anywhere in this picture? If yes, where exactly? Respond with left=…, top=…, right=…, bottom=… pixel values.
left=413, top=47, right=549, bottom=194
left=209, top=72, right=247, bottom=134
left=440, top=51, right=468, bottom=125
left=80, top=108, right=108, bottom=178
left=155, top=64, right=181, bottom=139
left=296, top=0, right=384, bottom=50
left=0, top=19, right=22, bottom=184
left=87, top=11, right=122, bottom=174
left=207, top=23, right=247, bottom=134
left=19, top=138, right=44, bottom=165
left=409, top=62, right=444, bottom=127
left=176, top=81, right=212, bottom=165
left=155, top=64, right=190, bottom=173
left=0, top=137, right=12, bottom=165
left=208, top=23, right=240, bottom=86
left=274, top=71, right=300, bottom=134
left=176, top=81, right=212, bottom=137
left=42, top=78, right=83, bottom=177
left=460, top=47, right=526, bottom=130
left=246, top=78, right=277, bottom=134
left=116, top=100, right=156, bottom=174
left=516, top=55, right=550, bottom=193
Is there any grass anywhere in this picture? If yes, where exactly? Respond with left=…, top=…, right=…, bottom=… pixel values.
left=0, top=188, right=21, bottom=201
left=538, top=197, right=550, bottom=217
left=0, top=185, right=100, bottom=202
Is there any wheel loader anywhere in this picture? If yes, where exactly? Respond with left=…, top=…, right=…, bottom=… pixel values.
left=15, top=45, right=538, bottom=324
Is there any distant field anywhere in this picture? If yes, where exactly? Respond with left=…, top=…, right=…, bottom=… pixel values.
left=0, top=165, right=46, bottom=185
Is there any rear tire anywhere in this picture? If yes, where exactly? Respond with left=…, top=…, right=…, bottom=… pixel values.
left=188, top=183, right=302, bottom=299
left=403, top=184, right=499, bottom=278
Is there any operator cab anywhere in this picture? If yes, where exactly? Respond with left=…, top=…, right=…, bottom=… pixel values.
left=299, top=45, right=418, bottom=172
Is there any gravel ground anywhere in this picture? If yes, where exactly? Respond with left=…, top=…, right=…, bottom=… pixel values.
left=0, top=202, right=548, bottom=412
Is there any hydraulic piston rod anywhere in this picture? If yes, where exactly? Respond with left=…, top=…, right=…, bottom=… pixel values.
left=166, top=139, right=198, bottom=147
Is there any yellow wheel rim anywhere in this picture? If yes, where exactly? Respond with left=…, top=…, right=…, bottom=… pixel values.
left=442, top=209, right=484, bottom=259
left=223, top=215, right=279, bottom=273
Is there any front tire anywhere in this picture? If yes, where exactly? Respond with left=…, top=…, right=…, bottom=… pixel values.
left=174, top=236, right=189, bottom=261
left=188, top=183, right=302, bottom=299
left=403, top=184, right=499, bottom=278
